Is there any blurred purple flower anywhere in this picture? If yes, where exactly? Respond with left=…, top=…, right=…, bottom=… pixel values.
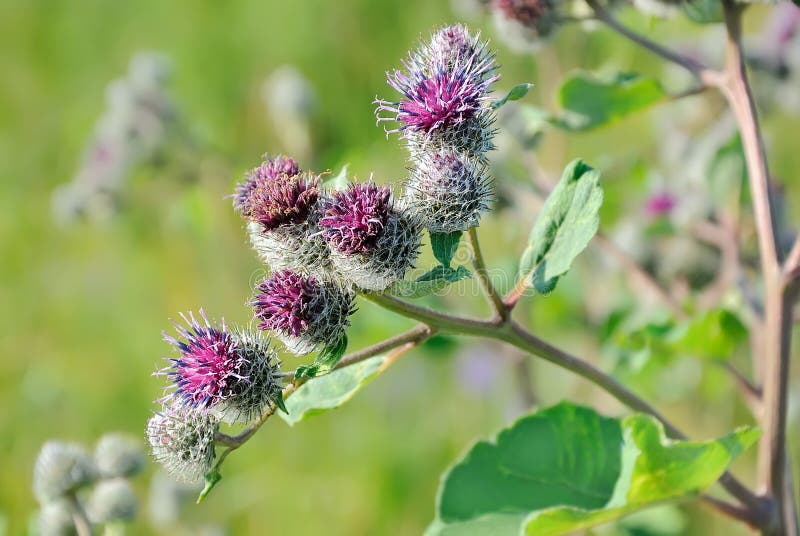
left=492, top=0, right=553, bottom=27
left=456, top=346, right=502, bottom=395
left=161, top=311, right=246, bottom=410
left=644, top=192, right=676, bottom=217
left=320, top=182, right=392, bottom=255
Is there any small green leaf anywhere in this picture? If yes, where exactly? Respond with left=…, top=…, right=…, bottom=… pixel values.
left=491, top=83, right=534, bottom=110
left=552, top=72, right=667, bottom=131
left=430, top=231, right=462, bottom=267
left=682, top=0, right=723, bottom=23
left=279, top=354, right=388, bottom=426
left=391, top=265, right=472, bottom=299
left=196, top=469, right=222, bottom=504
left=518, top=159, right=603, bottom=294
left=324, top=165, right=350, bottom=191
left=674, top=309, right=748, bottom=361
left=427, top=402, right=759, bottom=536
left=272, top=389, right=288, bottom=414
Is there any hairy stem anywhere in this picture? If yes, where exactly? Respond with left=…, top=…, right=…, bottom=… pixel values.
left=214, top=324, right=433, bottom=451
left=468, top=226, right=509, bottom=321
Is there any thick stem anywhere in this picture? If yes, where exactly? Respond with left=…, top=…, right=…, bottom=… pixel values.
left=467, top=226, right=509, bottom=321
left=717, top=3, right=796, bottom=533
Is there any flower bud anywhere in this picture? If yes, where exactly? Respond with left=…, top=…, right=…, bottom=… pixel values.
left=146, top=402, right=217, bottom=483
left=159, top=310, right=283, bottom=424
left=87, top=478, right=138, bottom=524
left=253, top=270, right=355, bottom=354
left=320, top=183, right=421, bottom=290
left=33, top=441, right=97, bottom=503
left=406, top=149, right=493, bottom=232
left=94, top=433, right=145, bottom=479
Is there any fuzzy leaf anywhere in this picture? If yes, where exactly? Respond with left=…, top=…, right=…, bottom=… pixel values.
left=391, top=265, right=472, bottom=299
left=518, top=159, right=602, bottom=293
left=491, top=83, right=534, bottom=110
left=430, top=231, right=463, bottom=267
left=552, top=72, right=667, bottom=131
left=280, top=354, right=388, bottom=426
left=427, top=402, right=759, bottom=536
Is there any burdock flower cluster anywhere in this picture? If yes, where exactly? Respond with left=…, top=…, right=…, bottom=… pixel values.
left=32, top=434, right=144, bottom=534
left=146, top=24, right=501, bottom=486
left=376, top=24, right=497, bottom=233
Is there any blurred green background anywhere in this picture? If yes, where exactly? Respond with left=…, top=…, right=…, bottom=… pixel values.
left=1, top=0, right=798, bottom=534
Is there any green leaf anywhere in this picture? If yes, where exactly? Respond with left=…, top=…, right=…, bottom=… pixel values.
left=674, top=309, right=748, bottom=362
left=294, top=334, right=349, bottom=380
left=196, top=469, right=222, bottom=504
left=518, top=159, right=603, bottom=293
left=324, top=164, right=350, bottom=191
left=491, top=83, right=534, bottom=110
left=553, top=72, right=667, bottom=131
left=682, top=0, right=723, bottom=23
left=390, top=265, right=472, bottom=299
left=430, top=231, right=462, bottom=267
left=279, top=354, right=388, bottom=426
left=427, top=402, right=759, bottom=536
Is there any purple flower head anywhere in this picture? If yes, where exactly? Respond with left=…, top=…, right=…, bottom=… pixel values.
left=252, top=270, right=354, bottom=354
left=253, top=270, right=319, bottom=337
left=320, top=182, right=392, bottom=255
left=161, top=311, right=247, bottom=410
left=244, top=173, right=320, bottom=232
left=375, top=26, right=498, bottom=138
left=644, top=192, right=676, bottom=218
left=233, top=154, right=301, bottom=213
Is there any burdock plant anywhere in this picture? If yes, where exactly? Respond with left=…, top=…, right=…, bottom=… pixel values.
left=145, top=7, right=800, bottom=535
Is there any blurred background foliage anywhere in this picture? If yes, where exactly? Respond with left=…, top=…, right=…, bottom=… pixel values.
left=1, top=0, right=798, bottom=534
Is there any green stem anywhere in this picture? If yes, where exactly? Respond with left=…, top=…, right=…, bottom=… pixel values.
left=363, top=291, right=763, bottom=519
left=467, top=226, right=508, bottom=321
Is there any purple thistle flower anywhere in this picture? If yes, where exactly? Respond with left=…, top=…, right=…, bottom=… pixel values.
left=320, top=182, right=392, bottom=255
left=233, top=154, right=301, bottom=213
left=253, top=270, right=354, bottom=354
left=161, top=311, right=247, bottom=410
left=253, top=270, right=319, bottom=337
left=241, top=173, right=319, bottom=232
left=375, top=25, right=498, bottom=139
